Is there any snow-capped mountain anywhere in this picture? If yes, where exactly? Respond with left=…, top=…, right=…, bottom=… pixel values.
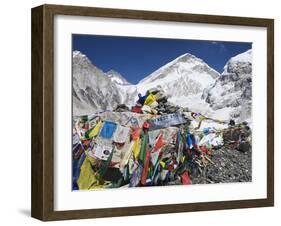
left=72, top=51, right=221, bottom=115
left=72, top=51, right=134, bottom=115
left=106, top=70, right=131, bottom=85
left=137, top=53, right=219, bottom=98
left=72, top=49, right=252, bottom=126
left=203, top=49, right=252, bottom=122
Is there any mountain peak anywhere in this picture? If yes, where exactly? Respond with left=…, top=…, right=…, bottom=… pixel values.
left=175, top=53, right=203, bottom=62
left=228, top=49, right=252, bottom=63
left=106, top=70, right=131, bottom=85
left=223, top=49, right=252, bottom=75
left=72, top=50, right=94, bottom=65
left=73, top=50, right=86, bottom=58
left=157, top=53, right=205, bottom=71
left=138, top=53, right=219, bottom=85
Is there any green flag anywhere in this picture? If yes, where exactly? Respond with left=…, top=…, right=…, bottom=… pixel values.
left=139, top=134, right=148, bottom=163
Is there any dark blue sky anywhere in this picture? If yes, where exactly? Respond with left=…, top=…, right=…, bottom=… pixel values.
left=72, top=34, right=251, bottom=84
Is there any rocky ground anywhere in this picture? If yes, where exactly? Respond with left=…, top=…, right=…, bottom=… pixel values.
left=191, top=146, right=252, bottom=184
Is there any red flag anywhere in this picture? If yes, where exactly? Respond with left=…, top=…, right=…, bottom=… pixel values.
left=153, top=133, right=166, bottom=152
left=143, top=121, right=150, bottom=129
left=199, top=146, right=212, bottom=156
left=132, top=106, right=142, bottom=113
left=82, top=139, right=91, bottom=147
left=131, top=127, right=141, bottom=140
left=181, top=171, right=191, bottom=185
left=141, top=148, right=150, bottom=185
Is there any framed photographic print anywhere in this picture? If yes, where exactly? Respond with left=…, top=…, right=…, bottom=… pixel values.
left=31, top=4, right=274, bottom=221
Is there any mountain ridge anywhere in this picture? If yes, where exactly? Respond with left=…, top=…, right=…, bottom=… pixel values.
left=138, top=53, right=219, bottom=85
left=72, top=49, right=252, bottom=125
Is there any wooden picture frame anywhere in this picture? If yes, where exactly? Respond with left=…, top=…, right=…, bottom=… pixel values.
left=31, top=4, right=274, bottom=221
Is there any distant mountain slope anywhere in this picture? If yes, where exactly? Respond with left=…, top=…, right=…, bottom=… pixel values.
left=137, top=53, right=219, bottom=98
left=72, top=51, right=133, bottom=115
left=203, top=49, right=252, bottom=122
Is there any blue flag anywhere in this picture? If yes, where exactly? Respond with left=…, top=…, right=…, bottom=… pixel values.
left=99, top=121, right=117, bottom=139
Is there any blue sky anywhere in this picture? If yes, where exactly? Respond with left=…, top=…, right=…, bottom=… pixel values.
left=72, top=34, right=251, bottom=84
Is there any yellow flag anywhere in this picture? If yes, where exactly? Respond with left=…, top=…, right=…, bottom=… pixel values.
left=77, top=157, right=98, bottom=190
left=85, top=150, right=99, bottom=166
left=159, top=160, right=165, bottom=168
left=88, top=120, right=103, bottom=138
left=132, top=138, right=141, bottom=159
left=144, top=94, right=156, bottom=106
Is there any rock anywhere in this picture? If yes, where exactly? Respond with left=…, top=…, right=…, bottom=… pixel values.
left=114, top=104, right=130, bottom=112
left=203, top=49, right=252, bottom=122
left=237, top=141, right=251, bottom=153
